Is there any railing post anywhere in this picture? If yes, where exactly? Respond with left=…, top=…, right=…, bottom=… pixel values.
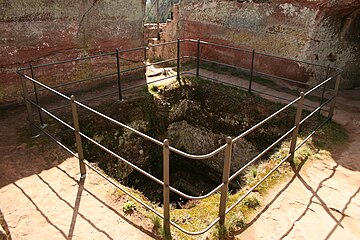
left=196, top=38, right=200, bottom=78
left=30, top=64, right=45, bottom=127
left=177, top=38, right=181, bottom=86
left=20, top=76, right=39, bottom=137
left=116, top=49, right=123, bottom=101
left=219, top=137, right=233, bottom=227
left=248, top=49, right=255, bottom=93
left=289, top=92, right=305, bottom=164
left=70, top=95, right=87, bottom=178
left=144, top=47, right=148, bottom=64
left=318, top=64, right=330, bottom=115
left=163, top=139, right=171, bottom=238
left=328, top=75, right=341, bottom=119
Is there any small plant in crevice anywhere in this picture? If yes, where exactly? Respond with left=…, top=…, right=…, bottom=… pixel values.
left=214, top=223, right=229, bottom=240
left=246, top=166, right=258, bottom=184
left=123, top=200, right=136, bottom=215
left=243, top=193, right=260, bottom=209
left=226, top=211, right=247, bottom=234
left=151, top=215, right=162, bottom=233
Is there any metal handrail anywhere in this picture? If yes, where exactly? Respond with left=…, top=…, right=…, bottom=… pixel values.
left=232, top=96, right=301, bottom=143
left=17, top=72, right=71, bottom=101
left=229, top=126, right=295, bottom=182
left=226, top=154, right=291, bottom=214
left=74, top=100, right=164, bottom=147
left=17, top=38, right=341, bottom=237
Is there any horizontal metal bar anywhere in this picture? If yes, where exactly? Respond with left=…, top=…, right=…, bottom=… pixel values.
left=196, top=40, right=252, bottom=53
left=255, top=52, right=330, bottom=69
left=199, top=58, right=251, bottom=73
left=74, top=100, right=164, bottom=146
left=123, top=74, right=177, bottom=92
left=49, top=72, right=117, bottom=90
left=29, top=94, right=228, bottom=201
left=299, top=96, right=334, bottom=125
left=229, top=126, right=295, bottom=182
left=82, top=159, right=164, bottom=219
left=183, top=72, right=250, bottom=92
left=304, top=72, right=341, bottom=96
left=251, top=88, right=296, bottom=102
left=253, top=70, right=313, bottom=87
left=30, top=121, right=78, bottom=157
left=119, top=57, right=178, bottom=74
left=250, top=89, right=323, bottom=111
left=23, top=51, right=117, bottom=70
left=226, top=154, right=291, bottom=214
left=232, top=97, right=301, bottom=143
left=184, top=72, right=322, bottom=115
left=147, top=40, right=178, bottom=48
left=79, top=131, right=165, bottom=186
left=181, top=55, right=193, bottom=59
left=150, top=57, right=178, bottom=66
left=170, top=217, right=220, bottom=236
left=169, top=183, right=223, bottom=200
left=79, top=128, right=225, bottom=201
left=80, top=90, right=119, bottom=102
left=119, top=64, right=147, bottom=74
left=169, top=144, right=227, bottom=160
left=30, top=72, right=118, bottom=94
left=295, top=117, right=330, bottom=151
left=17, top=72, right=71, bottom=101
left=27, top=99, right=74, bottom=131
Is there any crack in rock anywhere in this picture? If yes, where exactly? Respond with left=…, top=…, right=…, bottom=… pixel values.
left=329, top=207, right=350, bottom=218
left=77, top=0, right=99, bottom=38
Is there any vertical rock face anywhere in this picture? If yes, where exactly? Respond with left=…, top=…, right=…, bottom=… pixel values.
left=167, top=0, right=360, bottom=87
left=0, top=0, right=145, bottom=105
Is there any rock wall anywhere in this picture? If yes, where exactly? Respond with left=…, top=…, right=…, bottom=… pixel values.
left=161, top=0, right=360, bottom=87
left=0, top=0, right=145, bottom=105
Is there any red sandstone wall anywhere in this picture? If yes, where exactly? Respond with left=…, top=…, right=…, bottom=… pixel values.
left=161, top=0, right=360, bottom=87
left=0, top=0, right=145, bottom=105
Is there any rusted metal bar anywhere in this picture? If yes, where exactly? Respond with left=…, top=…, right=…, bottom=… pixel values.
left=20, top=76, right=39, bottom=137
left=289, top=92, right=305, bottom=164
left=328, top=75, right=341, bottom=119
left=116, top=49, right=123, bottom=101
left=70, top=95, right=86, bottom=177
left=177, top=38, right=181, bottom=85
left=144, top=47, right=148, bottom=64
left=319, top=64, right=330, bottom=115
left=249, top=49, right=255, bottom=93
left=196, top=39, right=200, bottom=78
left=219, top=137, right=232, bottom=226
left=163, top=139, right=171, bottom=238
left=30, top=64, right=45, bottom=127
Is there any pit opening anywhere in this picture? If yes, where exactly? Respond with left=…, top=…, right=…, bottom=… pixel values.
left=57, top=76, right=324, bottom=207
left=17, top=39, right=339, bottom=211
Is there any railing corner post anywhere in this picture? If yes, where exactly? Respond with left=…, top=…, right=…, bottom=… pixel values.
left=177, top=38, right=181, bottom=86
left=219, top=136, right=232, bottom=227
left=196, top=38, right=200, bottom=78
left=20, top=76, right=39, bottom=137
left=116, top=49, right=123, bottom=101
left=249, top=49, right=255, bottom=94
left=328, top=75, right=341, bottom=120
left=289, top=92, right=305, bottom=164
left=70, top=95, right=87, bottom=178
left=30, top=64, right=45, bottom=127
left=163, top=139, right=171, bottom=238
left=319, top=64, right=331, bottom=115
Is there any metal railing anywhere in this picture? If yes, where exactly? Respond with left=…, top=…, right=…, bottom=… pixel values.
left=17, top=39, right=342, bottom=238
